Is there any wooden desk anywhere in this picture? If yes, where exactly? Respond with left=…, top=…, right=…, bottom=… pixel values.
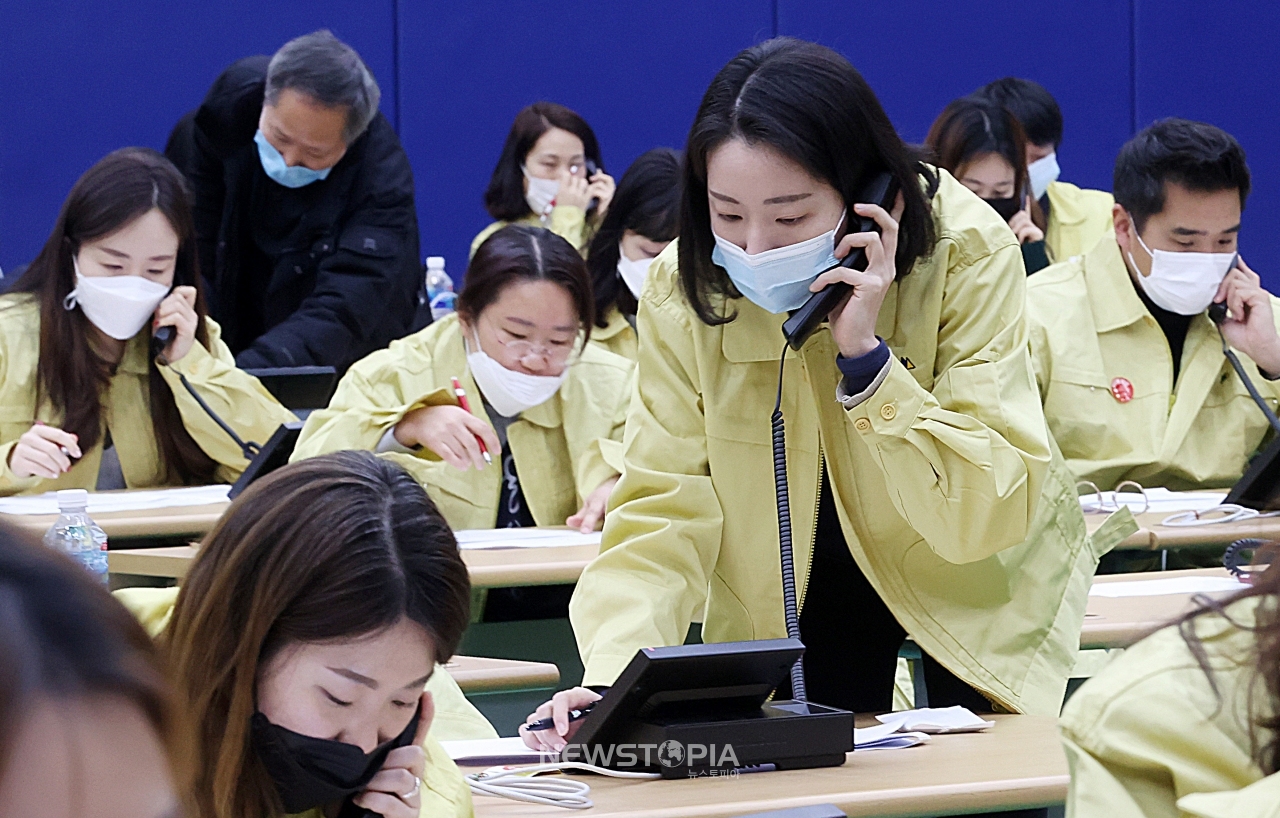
left=110, top=542, right=602, bottom=589
left=471, top=715, right=1066, bottom=818
left=445, top=656, right=559, bottom=694
left=1081, top=568, right=1236, bottom=649
left=1086, top=510, right=1280, bottom=551
left=7, top=502, right=229, bottom=540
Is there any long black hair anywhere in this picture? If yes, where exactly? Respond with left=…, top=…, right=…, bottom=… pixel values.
left=585, top=148, right=682, bottom=326
left=484, top=102, right=605, bottom=222
left=679, top=37, right=938, bottom=326
left=10, top=147, right=217, bottom=484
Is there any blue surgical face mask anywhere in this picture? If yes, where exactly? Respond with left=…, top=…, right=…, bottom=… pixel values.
left=254, top=130, right=333, bottom=188
left=710, top=211, right=846, bottom=314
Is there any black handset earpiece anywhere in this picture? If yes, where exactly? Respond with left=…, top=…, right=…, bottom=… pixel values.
left=1208, top=301, right=1229, bottom=325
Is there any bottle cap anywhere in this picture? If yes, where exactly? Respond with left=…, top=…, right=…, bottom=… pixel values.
left=56, top=489, right=89, bottom=511
left=426, top=256, right=445, bottom=269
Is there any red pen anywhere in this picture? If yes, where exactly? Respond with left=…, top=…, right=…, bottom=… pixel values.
left=450, top=377, right=492, bottom=466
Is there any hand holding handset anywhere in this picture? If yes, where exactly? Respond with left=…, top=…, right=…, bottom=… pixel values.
left=782, top=172, right=899, bottom=350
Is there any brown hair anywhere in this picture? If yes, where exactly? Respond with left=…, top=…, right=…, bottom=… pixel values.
left=1179, top=550, right=1280, bottom=773
left=0, top=520, right=185, bottom=786
left=162, top=451, right=471, bottom=818
left=11, top=147, right=217, bottom=484
left=459, top=224, right=594, bottom=344
left=925, top=96, right=1046, bottom=231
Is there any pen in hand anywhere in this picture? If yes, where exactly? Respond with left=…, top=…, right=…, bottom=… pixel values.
left=524, top=703, right=597, bottom=732
left=450, top=377, right=493, bottom=466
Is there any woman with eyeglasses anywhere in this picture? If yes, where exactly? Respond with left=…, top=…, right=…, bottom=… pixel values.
left=295, top=225, right=632, bottom=539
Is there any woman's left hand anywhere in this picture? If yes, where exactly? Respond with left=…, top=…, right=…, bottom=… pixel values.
left=809, top=192, right=905, bottom=359
left=351, top=692, right=435, bottom=818
left=566, top=476, right=618, bottom=533
left=586, top=170, right=616, bottom=219
left=153, top=285, right=198, bottom=362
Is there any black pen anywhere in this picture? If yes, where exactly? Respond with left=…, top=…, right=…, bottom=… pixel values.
left=524, top=704, right=596, bottom=732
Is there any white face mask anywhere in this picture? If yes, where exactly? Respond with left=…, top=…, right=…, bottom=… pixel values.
left=1027, top=152, right=1061, bottom=200
left=710, top=211, right=845, bottom=314
left=63, top=261, right=170, bottom=340
left=1128, top=230, right=1236, bottom=315
left=522, top=166, right=559, bottom=218
left=616, top=245, right=652, bottom=299
left=466, top=333, right=568, bottom=417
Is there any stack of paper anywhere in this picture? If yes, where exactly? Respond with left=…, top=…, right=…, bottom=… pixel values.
left=0, top=485, right=231, bottom=516
left=454, top=529, right=602, bottom=550
left=1079, top=488, right=1227, bottom=515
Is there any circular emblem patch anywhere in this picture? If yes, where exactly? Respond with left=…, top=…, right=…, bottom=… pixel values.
left=1110, top=377, right=1134, bottom=403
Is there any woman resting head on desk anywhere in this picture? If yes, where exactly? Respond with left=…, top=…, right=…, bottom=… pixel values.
left=1061, top=555, right=1280, bottom=818
left=0, top=147, right=294, bottom=496
left=294, top=224, right=634, bottom=535
left=0, top=520, right=184, bottom=818
left=525, top=36, right=1115, bottom=751
left=160, top=451, right=474, bottom=818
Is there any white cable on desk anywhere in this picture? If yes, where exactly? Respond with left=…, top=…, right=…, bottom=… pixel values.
left=467, top=761, right=660, bottom=810
left=1161, top=505, right=1263, bottom=527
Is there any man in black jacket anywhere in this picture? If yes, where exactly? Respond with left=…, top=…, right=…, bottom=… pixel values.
left=166, top=30, right=422, bottom=370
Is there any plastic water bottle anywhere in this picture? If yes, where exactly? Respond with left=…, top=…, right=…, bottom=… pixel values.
left=43, top=489, right=109, bottom=584
left=425, top=256, right=456, bottom=321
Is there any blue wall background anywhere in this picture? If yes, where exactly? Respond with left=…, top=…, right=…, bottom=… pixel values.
left=2, top=1, right=1277, bottom=287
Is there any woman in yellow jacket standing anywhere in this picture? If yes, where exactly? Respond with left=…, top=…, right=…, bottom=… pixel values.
left=471, top=102, right=615, bottom=258
left=584, top=147, right=682, bottom=359
left=1061, top=562, right=1280, bottom=818
left=295, top=225, right=633, bottom=535
left=0, top=148, right=295, bottom=495
left=524, top=39, right=1130, bottom=750
left=149, top=452, right=476, bottom=818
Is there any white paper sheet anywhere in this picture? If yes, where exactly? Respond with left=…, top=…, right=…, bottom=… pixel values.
left=1080, top=488, right=1227, bottom=515
left=453, top=529, right=602, bottom=550
left=441, top=736, right=551, bottom=765
left=0, top=485, right=231, bottom=517
left=853, top=720, right=931, bottom=750
left=874, top=706, right=995, bottom=734
left=1090, top=576, right=1248, bottom=598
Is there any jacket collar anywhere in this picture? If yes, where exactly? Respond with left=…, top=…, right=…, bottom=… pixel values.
left=1084, top=232, right=1151, bottom=333
left=1046, top=182, right=1088, bottom=226
left=118, top=334, right=153, bottom=375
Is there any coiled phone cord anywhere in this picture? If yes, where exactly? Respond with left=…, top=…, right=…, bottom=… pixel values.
left=771, top=342, right=807, bottom=701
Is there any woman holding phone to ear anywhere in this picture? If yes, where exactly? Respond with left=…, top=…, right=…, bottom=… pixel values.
left=0, top=148, right=294, bottom=495
left=525, top=38, right=1131, bottom=753
left=472, top=102, right=615, bottom=258
left=117, top=452, right=480, bottom=818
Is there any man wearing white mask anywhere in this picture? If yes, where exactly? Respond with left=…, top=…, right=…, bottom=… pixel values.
left=166, top=30, right=421, bottom=371
left=978, top=77, right=1115, bottom=262
left=1028, top=118, right=1280, bottom=496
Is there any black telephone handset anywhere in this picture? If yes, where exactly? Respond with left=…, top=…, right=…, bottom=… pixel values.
left=781, top=172, right=899, bottom=351
left=1209, top=301, right=1229, bottom=325
left=584, top=158, right=602, bottom=216
left=151, top=325, right=175, bottom=360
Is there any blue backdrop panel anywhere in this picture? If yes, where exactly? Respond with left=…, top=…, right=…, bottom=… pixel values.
left=777, top=0, right=1133, bottom=199
left=396, top=1, right=774, bottom=279
left=0, top=2, right=395, bottom=274
left=1134, top=0, right=1280, bottom=289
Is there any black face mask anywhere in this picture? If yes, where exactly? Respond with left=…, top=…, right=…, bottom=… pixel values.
left=251, top=702, right=421, bottom=815
left=983, top=195, right=1023, bottom=223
